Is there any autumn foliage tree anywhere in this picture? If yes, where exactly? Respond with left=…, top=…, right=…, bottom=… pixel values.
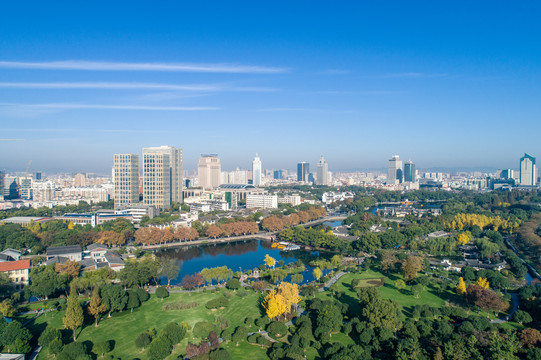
left=465, top=284, right=508, bottom=313
left=55, top=259, right=81, bottom=279
left=456, top=277, right=467, bottom=295
left=88, top=289, right=107, bottom=326
left=402, top=255, right=423, bottom=282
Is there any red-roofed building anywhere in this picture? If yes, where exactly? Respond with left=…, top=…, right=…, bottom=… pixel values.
left=0, top=259, right=31, bottom=290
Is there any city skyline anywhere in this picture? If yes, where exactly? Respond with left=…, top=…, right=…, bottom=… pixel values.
left=1, top=2, right=541, bottom=172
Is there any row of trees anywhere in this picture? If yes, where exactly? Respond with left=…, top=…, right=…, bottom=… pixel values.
left=260, top=206, right=327, bottom=232
left=262, top=282, right=301, bottom=320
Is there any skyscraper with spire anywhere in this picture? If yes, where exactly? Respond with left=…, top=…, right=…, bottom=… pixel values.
left=252, top=154, right=262, bottom=186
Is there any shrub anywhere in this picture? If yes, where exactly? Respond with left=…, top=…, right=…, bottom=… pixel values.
left=155, top=286, right=169, bottom=300
left=193, top=321, right=218, bottom=339
left=93, top=340, right=112, bottom=357
left=60, top=341, right=87, bottom=359
left=205, top=297, right=228, bottom=309
left=231, top=326, right=248, bottom=343
left=135, top=287, right=150, bottom=302
left=162, top=301, right=199, bottom=310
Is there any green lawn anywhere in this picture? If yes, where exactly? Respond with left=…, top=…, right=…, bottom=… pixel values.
left=33, top=288, right=267, bottom=360
left=319, top=269, right=452, bottom=318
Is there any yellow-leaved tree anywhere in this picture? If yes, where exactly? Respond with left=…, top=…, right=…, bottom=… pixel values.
left=457, top=232, right=472, bottom=245
left=475, top=277, right=490, bottom=289
left=456, top=277, right=467, bottom=295
left=264, top=254, right=276, bottom=270
left=313, top=267, right=323, bottom=282
left=278, top=282, right=301, bottom=313
left=262, top=289, right=287, bottom=319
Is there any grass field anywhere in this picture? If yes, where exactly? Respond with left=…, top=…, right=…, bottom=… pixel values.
left=32, top=288, right=269, bottom=360
left=319, top=269, right=452, bottom=318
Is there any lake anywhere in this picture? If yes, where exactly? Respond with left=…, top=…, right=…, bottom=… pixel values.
left=154, top=239, right=330, bottom=286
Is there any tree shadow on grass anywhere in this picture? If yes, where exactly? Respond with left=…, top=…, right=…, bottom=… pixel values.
left=338, top=293, right=361, bottom=317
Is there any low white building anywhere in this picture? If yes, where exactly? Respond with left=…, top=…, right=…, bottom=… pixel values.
left=115, top=204, right=159, bottom=223
left=321, top=191, right=354, bottom=204
left=278, top=195, right=301, bottom=206
left=246, top=194, right=278, bottom=209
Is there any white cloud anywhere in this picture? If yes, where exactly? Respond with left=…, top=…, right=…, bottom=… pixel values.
left=0, top=103, right=220, bottom=111
left=0, top=60, right=287, bottom=74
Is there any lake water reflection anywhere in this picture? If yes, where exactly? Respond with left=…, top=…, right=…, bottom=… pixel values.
left=155, top=239, right=328, bottom=285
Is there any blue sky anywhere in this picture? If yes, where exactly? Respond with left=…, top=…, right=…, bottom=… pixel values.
left=0, top=1, right=540, bottom=173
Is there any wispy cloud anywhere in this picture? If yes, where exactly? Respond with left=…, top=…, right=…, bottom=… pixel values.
left=0, top=103, right=220, bottom=111
left=310, top=90, right=405, bottom=95
left=381, top=72, right=448, bottom=79
left=0, top=82, right=279, bottom=92
left=0, top=60, right=287, bottom=74
left=3, top=128, right=168, bottom=134
left=0, top=138, right=25, bottom=141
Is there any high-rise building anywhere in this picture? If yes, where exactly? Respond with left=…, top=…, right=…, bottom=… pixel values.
left=316, top=156, right=329, bottom=185
left=404, top=160, right=416, bottom=182
left=114, top=154, right=140, bottom=209
left=0, top=171, right=4, bottom=200
left=500, top=169, right=514, bottom=180
left=143, top=146, right=183, bottom=209
left=252, top=154, right=262, bottom=186
left=297, top=162, right=310, bottom=182
left=273, top=170, right=284, bottom=180
left=198, top=155, right=221, bottom=189
left=34, top=172, right=42, bottom=180
left=19, top=177, right=33, bottom=200
left=520, top=153, right=537, bottom=186
left=74, top=173, right=86, bottom=187
left=387, top=155, right=403, bottom=184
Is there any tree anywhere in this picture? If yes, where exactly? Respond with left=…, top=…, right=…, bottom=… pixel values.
left=49, top=338, right=64, bottom=357
left=267, top=321, right=288, bottom=337
left=127, top=289, right=141, bottom=312
left=264, top=254, right=276, bottom=269
left=466, top=284, right=507, bottom=313
left=380, top=250, right=398, bottom=272
left=262, top=289, right=287, bottom=319
left=313, top=267, right=323, bottom=281
left=226, top=278, right=241, bottom=290
left=0, top=298, right=15, bottom=317
left=181, top=273, right=204, bottom=290
left=514, top=310, right=533, bottom=325
left=402, top=255, right=423, bottom=282
left=411, top=284, right=423, bottom=298
left=394, top=279, right=406, bottom=291
left=519, top=328, right=541, bottom=348
left=147, top=337, right=173, bottom=360
left=156, top=286, right=169, bottom=300
left=88, top=289, right=107, bottom=326
left=159, top=257, right=180, bottom=286
left=162, top=322, right=186, bottom=344
left=278, top=282, right=301, bottom=313
left=55, top=259, right=81, bottom=279
left=488, top=331, right=520, bottom=360
left=475, top=277, right=490, bottom=289
left=63, top=287, right=84, bottom=341
left=210, top=349, right=231, bottom=360
left=456, top=277, right=467, bottom=295
left=291, top=273, right=303, bottom=284
left=135, top=332, right=152, bottom=349
left=93, top=340, right=112, bottom=358
left=330, top=255, right=342, bottom=268
left=1, top=320, right=32, bottom=353
left=39, top=327, right=61, bottom=348
left=28, top=264, right=65, bottom=299
left=100, top=284, right=127, bottom=317
left=209, top=331, right=220, bottom=350
left=362, top=298, right=402, bottom=332
left=457, top=232, right=472, bottom=245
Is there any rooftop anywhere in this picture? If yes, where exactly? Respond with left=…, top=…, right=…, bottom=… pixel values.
left=47, top=245, right=82, bottom=256
left=218, top=184, right=256, bottom=190
left=0, top=259, right=31, bottom=272
left=1, top=216, right=52, bottom=224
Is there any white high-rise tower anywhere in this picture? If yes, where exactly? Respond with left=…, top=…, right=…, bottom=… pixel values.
left=252, top=154, right=262, bottom=186
left=387, top=155, right=403, bottom=184
left=520, top=153, right=537, bottom=186
left=198, top=155, right=221, bottom=189
left=114, top=154, right=140, bottom=209
left=142, top=146, right=183, bottom=209
left=316, top=156, right=329, bottom=185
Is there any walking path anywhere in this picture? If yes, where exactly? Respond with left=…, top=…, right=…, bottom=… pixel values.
left=29, top=345, right=42, bottom=360
left=247, top=330, right=277, bottom=343
left=492, top=292, right=519, bottom=324
left=320, top=271, right=347, bottom=292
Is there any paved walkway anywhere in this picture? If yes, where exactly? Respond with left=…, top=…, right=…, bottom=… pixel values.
left=492, top=292, right=519, bottom=324
left=29, top=345, right=42, bottom=360
left=247, top=330, right=277, bottom=343
left=320, top=271, right=347, bottom=292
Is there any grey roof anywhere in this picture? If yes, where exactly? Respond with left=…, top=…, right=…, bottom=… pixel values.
left=87, top=243, right=108, bottom=251
left=104, top=251, right=124, bottom=265
left=0, top=354, right=25, bottom=360
left=1, top=249, right=21, bottom=256
left=45, top=256, right=69, bottom=266
left=0, top=254, right=14, bottom=262
left=47, top=245, right=82, bottom=257
left=80, top=258, right=97, bottom=270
